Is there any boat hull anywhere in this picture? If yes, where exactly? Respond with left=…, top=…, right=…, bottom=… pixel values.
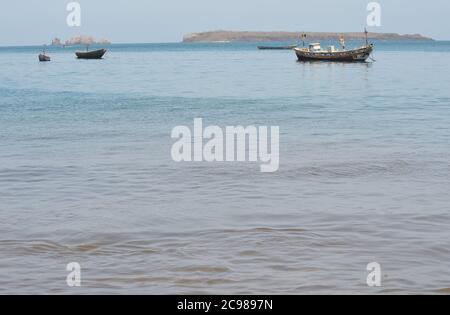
left=295, top=44, right=373, bottom=62
left=258, top=45, right=297, bottom=50
left=39, top=54, right=50, bottom=62
left=75, top=49, right=107, bottom=59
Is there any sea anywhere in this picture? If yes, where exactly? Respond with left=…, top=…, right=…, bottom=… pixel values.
left=0, top=41, right=450, bottom=294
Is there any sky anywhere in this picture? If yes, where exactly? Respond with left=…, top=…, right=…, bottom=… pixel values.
left=1, top=0, right=449, bottom=46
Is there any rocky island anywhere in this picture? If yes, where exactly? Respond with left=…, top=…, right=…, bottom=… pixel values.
left=183, top=31, right=433, bottom=43
left=51, top=36, right=111, bottom=46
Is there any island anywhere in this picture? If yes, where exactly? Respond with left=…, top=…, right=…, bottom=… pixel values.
left=183, top=31, right=433, bottom=43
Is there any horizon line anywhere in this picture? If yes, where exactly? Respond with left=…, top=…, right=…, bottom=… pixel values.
left=3, top=39, right=450, bottom=49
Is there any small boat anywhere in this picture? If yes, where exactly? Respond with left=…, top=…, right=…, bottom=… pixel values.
left=39, top=46, right=51, bottom=62
left=258, top=45, right=297, bottom=50
left=39, top=54, right=51, bottom=62
left=75, top=48, right=107, bottom=59
left=294, top=30, right=374, bottom=62
left=294, top=43, right=373, bottom=62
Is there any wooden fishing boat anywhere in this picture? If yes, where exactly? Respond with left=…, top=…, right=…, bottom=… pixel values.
left=38, top=54, right=51, bottom=62
left=258, top=45, right=297, bottom=50
left=294, top=43, right=373, bottom=62
left=75, top=48, right=107, bottom=59
left=295, top=30, right=374, bottom=62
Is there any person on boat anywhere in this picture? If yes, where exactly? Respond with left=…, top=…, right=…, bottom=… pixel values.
left=300, top=33, right=307, bottom=47
left=339, top=36, right=346, bottom=50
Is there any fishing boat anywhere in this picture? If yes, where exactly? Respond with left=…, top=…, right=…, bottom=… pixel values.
left=38, top=54, right=51, bottom=62
left=38, top=46, right=51, bottom=62
left=75, top=48, right=107, bottom=59
left=258, top=45, right=297, bottom=50
left=294, top=43, right=373, bottom=62
left=294, top=30, right=374, bottom=62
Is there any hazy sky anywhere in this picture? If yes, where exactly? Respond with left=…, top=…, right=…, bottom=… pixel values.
left=1, top=0, right=449, bottom=46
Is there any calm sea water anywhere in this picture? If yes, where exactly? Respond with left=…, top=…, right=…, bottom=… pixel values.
left=0, top=41, right=450, bottom=294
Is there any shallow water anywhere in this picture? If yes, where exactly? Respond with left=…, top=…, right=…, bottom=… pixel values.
left=1, top=41, right=450, bottom=294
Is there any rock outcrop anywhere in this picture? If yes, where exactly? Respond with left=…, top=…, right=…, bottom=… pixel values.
left=51, top=36, right=111, bottom=46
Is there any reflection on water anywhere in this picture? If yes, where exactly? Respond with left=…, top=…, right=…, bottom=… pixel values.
left=1, top=42, right=450, bottom=294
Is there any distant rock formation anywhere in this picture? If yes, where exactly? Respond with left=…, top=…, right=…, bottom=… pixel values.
left=183, top=31, right=434, bottom=43
left=64, top=36, right=111, bottom=46
left=51, top=36, right=111, bottom=46
left=51, top=37, right=62, bottom=46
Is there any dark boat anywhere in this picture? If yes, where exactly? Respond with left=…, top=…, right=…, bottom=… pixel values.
left=294, top=43, right=373, bottom=62
left=75, top=48, right=107, bottom=59
left=258, top=45, right=297, bottom=50
left=39, top=54, right=51, bottom=62
left=39, top=46, right=51, bottom=62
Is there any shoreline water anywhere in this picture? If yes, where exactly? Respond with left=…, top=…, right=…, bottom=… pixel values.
left=1, top=41, right=450, bottom=294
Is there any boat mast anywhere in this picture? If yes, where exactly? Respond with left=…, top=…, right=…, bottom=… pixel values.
left=365, top=28, right=369, bottom=46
